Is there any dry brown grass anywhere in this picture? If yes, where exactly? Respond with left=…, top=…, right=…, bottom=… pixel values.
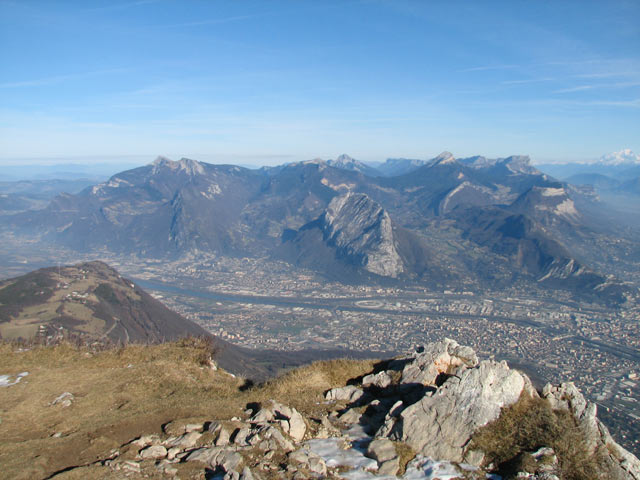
left=471, top=392, right=606, bottom=480
left=252, top=357, right=376, bottom=414
left=393, top=441, right=416, bottom=475
left=0, top=340, right=374, bottom=479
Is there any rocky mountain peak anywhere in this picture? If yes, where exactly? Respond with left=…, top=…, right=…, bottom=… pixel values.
left=334, top=153, right=354, bottom=163
left=326, top=154, right=380, bottom=176
left=323, top=193, right=404, bottom=277
left=429, top=151, right=457, bottom=166
left=150, top=156, right=205, bottom=176
left=499, top=155, right=536, bottom=174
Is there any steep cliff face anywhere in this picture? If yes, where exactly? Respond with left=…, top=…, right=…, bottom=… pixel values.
left=321, top=193, right=404, bottom=278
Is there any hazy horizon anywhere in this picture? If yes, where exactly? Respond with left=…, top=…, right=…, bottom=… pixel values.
left=1, top=1, right=639, bottom=164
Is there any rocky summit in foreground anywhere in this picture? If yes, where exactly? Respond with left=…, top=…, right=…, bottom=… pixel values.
left=3, top=339, right=637, bottom=480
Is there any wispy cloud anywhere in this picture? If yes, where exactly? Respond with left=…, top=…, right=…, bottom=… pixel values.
left=84, top=0, right=163, bottom=12
left=573, top=71, right=640, bottom=79
left=458, top=64, right=520, bottom=73
left=0, top=68, right=129, bottom=89
left=501, top=78, right=554, bottom=85
left=587, top=98, right=640, bottom=108
left=164, top=14, right=261, bottom=28
left=553, top=81, right=640, bottom=94
left=553, top=85, right=594, bottom=94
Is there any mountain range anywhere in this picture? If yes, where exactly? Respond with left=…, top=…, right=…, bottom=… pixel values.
left=3, top=153, right=638, bottom=304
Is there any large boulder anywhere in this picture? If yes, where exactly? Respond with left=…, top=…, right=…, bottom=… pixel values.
left=381, top=359, right=525, bottom=464
left=400, top=338, right=478, bottom=386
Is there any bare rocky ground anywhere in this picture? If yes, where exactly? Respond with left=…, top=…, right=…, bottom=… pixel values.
left=1, top=339, right=639, bottom=480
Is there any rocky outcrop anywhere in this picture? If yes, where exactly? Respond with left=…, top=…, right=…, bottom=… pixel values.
left=543, top=382, right=640, bottom=480
left=249, top=400, right=307, bottom=443
left=98, top=339, right=639, bottom=480
left=322, top=193, right=404, bottom=277
left=383, top=358, right=525, bottom=464
left=397, top=338, right=478, bottom=386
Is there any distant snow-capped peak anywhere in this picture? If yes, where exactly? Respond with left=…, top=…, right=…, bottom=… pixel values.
left=598, top=149, right=640, bottom=166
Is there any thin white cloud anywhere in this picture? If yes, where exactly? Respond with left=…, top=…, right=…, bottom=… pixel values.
left=458, top=64, right=520, bottom=73
left=553, top=81, right=640, bottom=94
left=164, top=14, right=261, bottom=28
left=574, top=71, right=640, bottom=79
left=0, top=68, right=130, bottom=89
left=84, top=0, right=163, bottom=12
left=588, top=98, right=640, bottom=108
left=501, top=78, right=554, bottom=85
left=553, top=85, right=594, bottom=94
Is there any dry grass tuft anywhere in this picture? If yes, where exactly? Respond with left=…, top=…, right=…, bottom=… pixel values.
left=393, top=441, right=416, bottom=475
left=472, top=392, right=606, bottom=480
left=251, top=357, right=376, bottom=415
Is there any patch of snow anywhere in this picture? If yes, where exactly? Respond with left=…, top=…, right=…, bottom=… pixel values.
left=404, top=457, right=469, bottom=480
left=306, top=424, right=499, bottom=479
left=0, top=371, right=29, bottom=387
left=307, top=437, right=377, bottom=472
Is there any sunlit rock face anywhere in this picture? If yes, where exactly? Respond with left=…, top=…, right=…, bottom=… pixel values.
left=322, top=192, right=404, bottom=278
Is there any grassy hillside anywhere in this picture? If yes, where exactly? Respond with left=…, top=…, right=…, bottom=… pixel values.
left=0, top=261, right=211, bottom=343
left=0, top=338, right=374, bottom=479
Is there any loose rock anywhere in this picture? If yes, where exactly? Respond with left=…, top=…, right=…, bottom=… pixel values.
left=325, top=385, right=365, bottom=403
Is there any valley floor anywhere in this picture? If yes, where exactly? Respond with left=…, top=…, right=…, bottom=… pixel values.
left=1, top=242, right=639, bottom=457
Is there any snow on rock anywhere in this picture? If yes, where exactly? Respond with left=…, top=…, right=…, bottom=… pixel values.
left=307, top=423, right=499, bottom=480
left=307, top=437, right=378, bottom=472
left=0, top=371, right=28, bottom=387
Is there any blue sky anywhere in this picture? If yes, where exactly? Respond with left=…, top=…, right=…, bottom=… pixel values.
left=1, top=0, right=639, bottom=166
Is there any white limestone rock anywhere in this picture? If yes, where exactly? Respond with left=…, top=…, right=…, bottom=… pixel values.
left=164, top=430, right=202, bottom=449
left=271, top=401, right=307, bottom=443
left=383, top=359, right=525, bottom=464
left=322, top=193, right=404, bottom=278
left=400, top=338, right=479, bottom=386
left=51, top=392, right=74, bottom=408
left=325, top=385, right=365, bottom=403
left=138, top=444, right=167, bottom=460
left=186, top=446, right=243, bottom=473
left=362, top=371, right=392, bottom=389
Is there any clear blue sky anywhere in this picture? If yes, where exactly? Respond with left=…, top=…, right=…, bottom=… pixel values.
left=1, top=0, right=639, bottom=165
